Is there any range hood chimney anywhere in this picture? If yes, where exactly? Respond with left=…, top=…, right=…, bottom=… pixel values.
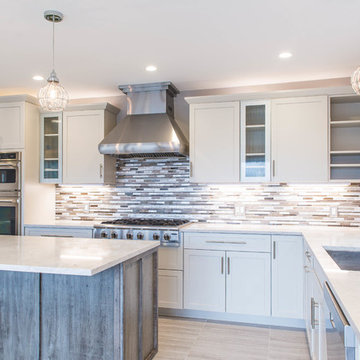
left=98, top=82, right=188, bottom=157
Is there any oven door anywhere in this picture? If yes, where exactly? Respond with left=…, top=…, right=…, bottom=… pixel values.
left=0, top=196, right=20, bottom=235
left=0, top=163, right=20, bottom=192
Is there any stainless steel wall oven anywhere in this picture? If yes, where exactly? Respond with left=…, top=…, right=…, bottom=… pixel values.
left=0, top=152, right=21, bottom=235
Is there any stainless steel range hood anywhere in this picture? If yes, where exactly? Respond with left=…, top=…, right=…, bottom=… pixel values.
left=98, top=82, right=188, bottom=157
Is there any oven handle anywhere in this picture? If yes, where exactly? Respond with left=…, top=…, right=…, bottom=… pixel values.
left=0, top=163, right=19, bottom=168
left=0, top=198, right=19, bottom=204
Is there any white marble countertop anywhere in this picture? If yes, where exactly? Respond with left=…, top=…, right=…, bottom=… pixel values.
left=182, top=222, right=360, bottom=338
left=24, top=220, right=100, bottom=229
left=0, top=236, right=159, bottom=276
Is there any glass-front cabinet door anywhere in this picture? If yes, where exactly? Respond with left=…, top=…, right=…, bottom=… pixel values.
left=240, top=100, right=270, bottom=182
left=40, top=112, right=62, bottom=183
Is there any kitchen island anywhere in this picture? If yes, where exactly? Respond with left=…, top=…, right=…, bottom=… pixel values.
left=0, top=235, right=159, bottom=360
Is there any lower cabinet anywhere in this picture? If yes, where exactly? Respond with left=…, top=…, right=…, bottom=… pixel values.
left=158, top=270, right=183, bottom=309
left=184, top=249, right=271, bottom=315
left=226, top=251, right=270, bottom=315
left=272, top=235, right=304, bottom=319
left=304, top=247, right=327, bottom=360
left=184, top=250, right=226, bottom=312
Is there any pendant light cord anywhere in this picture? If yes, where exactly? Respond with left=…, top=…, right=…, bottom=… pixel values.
left=52, top=15, right=55, bottom=71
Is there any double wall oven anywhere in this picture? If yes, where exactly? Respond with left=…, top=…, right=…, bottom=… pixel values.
left=0, top=152, right=21, bottom=235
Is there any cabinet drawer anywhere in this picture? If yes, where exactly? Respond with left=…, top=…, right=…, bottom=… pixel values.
left=184, top=232, right=271, bottom=252
left=24, top=227, right=93, bottom=238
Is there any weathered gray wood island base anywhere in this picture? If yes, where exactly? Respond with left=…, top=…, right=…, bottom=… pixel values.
left=0, top=235, right=159, bottom=360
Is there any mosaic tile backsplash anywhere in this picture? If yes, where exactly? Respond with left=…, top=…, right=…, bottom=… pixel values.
left=56, top=157, right=360, bottom=227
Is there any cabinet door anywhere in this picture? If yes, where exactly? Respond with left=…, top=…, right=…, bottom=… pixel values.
left=184, top=249, right=225, bottom=312
left=240, top=100, right=271, bottom=182
left=272, top=235, right=304, bottom=319
left=271, top=96, right=328, bottom=182
left=189, top=102, right=240, bottom=183
left=0, top=102, right=24, bottom=149
left=63, top=110, right=104, bottom=184
left=40, top=112, right=62, bottom=183
left=158, top=270, right=183, bottom=309
left=226, top=251, right=270, bottom=316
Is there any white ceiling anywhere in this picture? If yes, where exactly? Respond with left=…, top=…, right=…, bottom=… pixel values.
left=0, top=0, right=359, bottom=98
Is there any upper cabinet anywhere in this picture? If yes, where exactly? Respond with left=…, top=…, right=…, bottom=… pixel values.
left=330, top=96, right=360, bottom=181
left=240, top=100, right=270, bottom=182
left=0, top=102, right=25, bottom=150
left=189, top=102, right=240, bottom=183
left=40, top=112, right=62, bottom=183
left=40, top=103, right=119, bottom=185
left=271, top=96, right=328, bottom=183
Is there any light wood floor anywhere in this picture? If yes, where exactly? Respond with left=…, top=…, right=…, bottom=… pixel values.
left=155, top=317, right=310, bottom=360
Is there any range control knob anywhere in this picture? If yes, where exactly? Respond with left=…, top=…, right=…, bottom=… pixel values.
left=110, top=231, right=118, bottom=239
left=163, top=233, right=171, bottom=242
left=101, top=231, right=108, bottom=238
left=126, top=232, right=133, bottom=240
left=153, top=233, right=160, bottom=240
left=137, top=232, right=144, bottom=240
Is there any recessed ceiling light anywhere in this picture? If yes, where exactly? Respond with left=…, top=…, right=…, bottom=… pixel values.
left=278, top=52, right=293, bottom=59
left=145, top=65, right=157, bottom=72
left=32, top=75, right=44, bottom=81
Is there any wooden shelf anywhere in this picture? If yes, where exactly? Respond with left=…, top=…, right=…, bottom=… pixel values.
left=44, top=134, right=59, bottom=137
left=44, top=158, right=59, bottom=161
left=330, top=164, right=360, bottom=168
left=44, top=169, right=58, bottom=172
left=330, top=120, right=360, bottom=128
left=245, top=165, right=265, bottom=169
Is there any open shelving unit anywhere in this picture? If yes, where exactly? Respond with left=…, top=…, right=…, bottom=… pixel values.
left=330, top=96, right=360, bottom=181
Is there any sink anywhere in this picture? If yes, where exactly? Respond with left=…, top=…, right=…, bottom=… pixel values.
left=326, top=249, right=360, bottom=271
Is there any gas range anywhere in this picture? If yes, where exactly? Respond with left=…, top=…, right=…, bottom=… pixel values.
left=94, top=218, right=190, bottom=247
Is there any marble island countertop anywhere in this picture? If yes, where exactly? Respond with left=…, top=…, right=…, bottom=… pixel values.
left=0, top=236, right=159, bottom=276
left=182, top=222, right=360, bottom=338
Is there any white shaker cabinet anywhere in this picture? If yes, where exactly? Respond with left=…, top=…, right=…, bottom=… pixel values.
left=272, top=235, right=304, bottom=319
left=62, top=104, right=118, bottom=184
left=226, top=251, right=270, bottom=315
left=158, top=270, right=183, bottom=309
left=271, top=96, right=328, bottom=182
left=0, top=102, right=24, bottom=150
left=184, top=249, right=226, bottom=312
left=189, top=102, right=240, bottom=183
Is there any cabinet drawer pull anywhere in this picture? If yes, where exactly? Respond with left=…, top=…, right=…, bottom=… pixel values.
left=40, top=234, right=74, bottom=238
left=99, top=164, right=103, bottom=178
left=311, top=297, right=319, bottom=329
left=228, top=257, right=230, bottom=275
left=273, top=241, right=276, bottom=259
left=305, top=250, right=312, bottom=260
left=221, top=257, right=224, bottom=274
left=205, top=241, right=247, bottom=245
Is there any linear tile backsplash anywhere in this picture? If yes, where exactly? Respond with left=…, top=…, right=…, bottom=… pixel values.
left=56, top=157, right=360, bottom=227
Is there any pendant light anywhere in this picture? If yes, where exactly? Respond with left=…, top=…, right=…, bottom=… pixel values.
left=351, top=67, right=360, bottom=95
left=38, top=10, right=69, bottom=111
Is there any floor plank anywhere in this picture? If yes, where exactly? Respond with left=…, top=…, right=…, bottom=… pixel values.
left=155, top=317, right=310, bottom=360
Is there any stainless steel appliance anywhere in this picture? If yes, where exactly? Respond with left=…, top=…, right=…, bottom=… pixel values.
left=98, top=82, right=189, bottom=157
left=324, top=282, right=356, bottom=360
left=94, top=218, right=190, bottom=247
left=0, top=152, right=21, bottom=235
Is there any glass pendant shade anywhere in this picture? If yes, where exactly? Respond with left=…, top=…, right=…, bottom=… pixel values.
left=38, top=11, right=69, bottom=111
left=38, top=71, right=69, bottom=111
left=351, top=67, right=360, bottom=95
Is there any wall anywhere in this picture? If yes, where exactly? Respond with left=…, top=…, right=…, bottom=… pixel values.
left=56, top=157, right=360, bottom=227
